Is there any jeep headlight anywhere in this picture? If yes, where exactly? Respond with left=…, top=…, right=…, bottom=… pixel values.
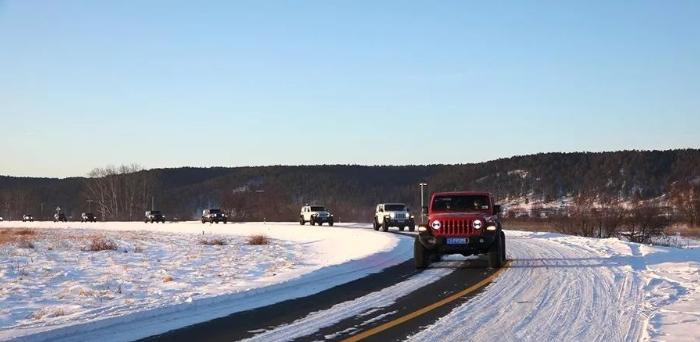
left=390, top=212, right=395, bottom=218
left=473, top=219, right=483, bottom=229
left=431, top=220, right=441, bottom=230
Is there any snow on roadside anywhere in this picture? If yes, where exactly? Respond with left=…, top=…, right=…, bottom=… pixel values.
left=0, top=222, right=412, bottom=341
left=408, top=231, right=700, bottom=342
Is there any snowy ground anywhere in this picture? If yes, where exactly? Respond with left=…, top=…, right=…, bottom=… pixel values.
left=0, top=221, right=412, bottom=341
left=2, top=222, right=698, bottom=342
left=409, top=231, right=700, bottom=342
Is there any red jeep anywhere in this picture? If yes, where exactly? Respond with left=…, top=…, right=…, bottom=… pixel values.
left=414, top=191, right=506, bottom=269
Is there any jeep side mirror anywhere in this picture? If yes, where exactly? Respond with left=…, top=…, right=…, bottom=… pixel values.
left=493, top=205, right=502, bottom=215
left=422, top=206, right=428, bottom=215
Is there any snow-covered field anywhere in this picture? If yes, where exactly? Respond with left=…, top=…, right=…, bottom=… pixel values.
left=410, top=231, right=700, bottom=342
left=2, top=221, right=698, bottom=342
left=0, top=221, right=412, bottom=341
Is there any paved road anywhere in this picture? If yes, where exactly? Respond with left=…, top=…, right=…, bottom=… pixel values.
left=142, top=229, right=501, bottom=342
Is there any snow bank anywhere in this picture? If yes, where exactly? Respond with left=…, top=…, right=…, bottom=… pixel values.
left=0, top=222, right=412, bottom=341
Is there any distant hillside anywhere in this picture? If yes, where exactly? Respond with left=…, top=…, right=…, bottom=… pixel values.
left=1, top=149, right=698, bottom=222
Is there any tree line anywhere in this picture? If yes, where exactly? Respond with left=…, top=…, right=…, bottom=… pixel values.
left=0, top=150, right=698, bottom=235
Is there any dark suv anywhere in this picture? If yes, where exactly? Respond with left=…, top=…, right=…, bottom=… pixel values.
left=202, top=209, right=227, bottom=224
left=414, top=191, right=505, bottom=269
left=53, top=212, right=67, bottom=222
left=145, top=210, right=166, bottom=223
left=81, top=212, right=97, bottom=222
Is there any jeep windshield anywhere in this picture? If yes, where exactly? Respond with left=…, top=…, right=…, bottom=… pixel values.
left=431, top=195, right=490, bottom=213
left=385, top=204, right=406, bottom=211
left=209, top=209, right=221, bottom=214
left=310, top=206, right=326, bottom=212
left=150, top=211, right=162, bottom=215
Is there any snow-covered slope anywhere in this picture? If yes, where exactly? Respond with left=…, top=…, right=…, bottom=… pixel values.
left=0, top=222, right=412, bottom=341
left=409, top=231, right=700, bottom=342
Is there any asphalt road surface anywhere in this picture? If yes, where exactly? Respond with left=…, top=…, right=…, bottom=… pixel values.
left=142, top=230, right=503, bottom=342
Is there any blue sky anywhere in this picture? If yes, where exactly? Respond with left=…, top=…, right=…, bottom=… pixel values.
left=1, top=1, right=699, bottom=177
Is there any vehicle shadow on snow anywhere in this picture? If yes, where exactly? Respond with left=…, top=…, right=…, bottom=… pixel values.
left=427, top=256, right=492, bottom=269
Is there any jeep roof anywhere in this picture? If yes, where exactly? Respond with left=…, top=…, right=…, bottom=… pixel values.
left=380, top=203, right=408, bottom=211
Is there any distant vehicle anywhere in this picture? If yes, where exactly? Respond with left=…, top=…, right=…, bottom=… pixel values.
left=374, top=203, right=415, bottom=232
left=299, top=205, right=334, bottom=226
left=414, top=191, right=505, bottom=269
left=22, top=214, right=34, bottom=222
left=202, top=209, right=227, bottom=224
left=145, top=210, right=166, bottom=223
left=81, top=212, right=97, bottom=222
left=53, top=212, right=67, bottom=222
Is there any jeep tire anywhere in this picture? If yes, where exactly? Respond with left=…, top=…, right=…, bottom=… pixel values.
left=328, top=219, right=334, bottom=226
left=382, top=219, right=389, bottom=232
left=501, top=231, right=506, bottom=261
left=300, top=217, right=305, bottom=225
left=488, top=232, right=504, bottom=268
left=399, top=225, right=405, bottom=231
left=414, top=238, right=430, bottom=269
left=310, top=219, right=316, bottom=226
left=373, top=219, right=380, bottom=231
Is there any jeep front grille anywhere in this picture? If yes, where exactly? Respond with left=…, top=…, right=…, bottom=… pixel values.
left=441, top=219, right=474, bottom=236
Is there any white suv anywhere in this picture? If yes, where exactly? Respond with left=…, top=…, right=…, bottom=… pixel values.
left=300, top=205, right=334, bottom=226
left=374, top=203, right=415, bottom=232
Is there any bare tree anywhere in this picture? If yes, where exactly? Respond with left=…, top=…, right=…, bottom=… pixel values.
left=84, top=164, right=153, bottom=221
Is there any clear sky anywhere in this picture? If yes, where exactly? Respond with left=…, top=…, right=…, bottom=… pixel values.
left=1, top=1, right=699, bottom=178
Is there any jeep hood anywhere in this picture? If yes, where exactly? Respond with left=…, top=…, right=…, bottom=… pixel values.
left=429, top=212, right=492, bottom=221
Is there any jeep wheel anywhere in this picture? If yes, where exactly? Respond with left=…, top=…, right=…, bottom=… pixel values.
left=399, top=226, right=405, bottom=231
left=318, top=221, right=323, bottom=226
left=201, top=219, right=205, bottom=224
left=328, top=219, right=334, bottom=226
left=488, top=233, right=504, bottom=268
left=409, top=224, right=415, bottom=232
left=310, top=219, right=316, bottom=226
left=382, top=219, right=389, bottom=232
left=501, top=231, right=507, bottom=261
left=300, top=217, right=305, bottom=225
left=430, top=253, right=442, bottom=262
left=414, top=238, right=430, bottom=269
left=373, top=219, right=380, bottom=231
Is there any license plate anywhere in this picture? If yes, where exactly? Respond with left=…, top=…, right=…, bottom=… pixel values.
left=446, top=237, right=467, bottom=245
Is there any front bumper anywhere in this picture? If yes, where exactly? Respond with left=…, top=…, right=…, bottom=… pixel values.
left=384, top=217, right=414, bottom=226
left=418, top=232, right=496, bottom=255
left=312, top=216, right=333, bottom=222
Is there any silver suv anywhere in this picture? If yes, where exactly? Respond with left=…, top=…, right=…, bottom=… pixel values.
left=299, top=205, right=334, bottom=226
left=374, top=203, right=415, bottom=232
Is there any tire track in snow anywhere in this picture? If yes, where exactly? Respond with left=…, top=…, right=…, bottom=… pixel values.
left=408, top=231, right=646, bottom=342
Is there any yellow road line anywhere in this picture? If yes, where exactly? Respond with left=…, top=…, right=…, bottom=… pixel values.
left=341, top=261, right=511, bottom=342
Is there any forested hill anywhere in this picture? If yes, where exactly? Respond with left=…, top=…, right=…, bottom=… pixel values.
left=1, top=149, right=698, bottom=222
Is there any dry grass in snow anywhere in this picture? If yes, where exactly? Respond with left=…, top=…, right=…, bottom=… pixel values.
left=0, top=227, right=300, bottom=335
left=248, top=234, right=269, bottom=245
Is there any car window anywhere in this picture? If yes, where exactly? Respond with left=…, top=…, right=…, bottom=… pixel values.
left=432, top=195, right=490, bottom=212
